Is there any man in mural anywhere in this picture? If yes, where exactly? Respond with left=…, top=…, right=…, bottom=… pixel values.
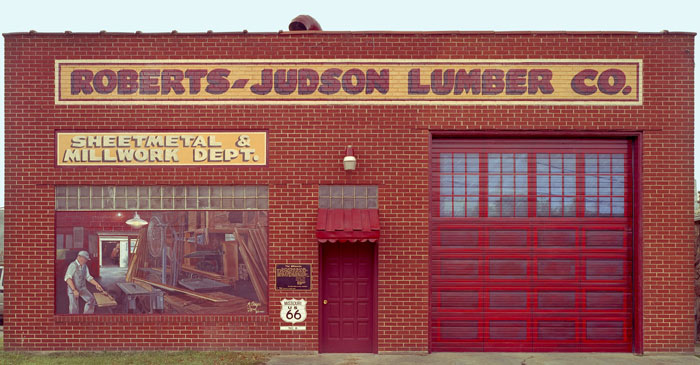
left=64, top=250, right=103, bottom=314
left=110, top=245, right=120, bottom=265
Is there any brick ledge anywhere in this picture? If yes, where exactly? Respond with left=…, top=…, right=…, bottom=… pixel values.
left=54, top=314, right=271, bottom=324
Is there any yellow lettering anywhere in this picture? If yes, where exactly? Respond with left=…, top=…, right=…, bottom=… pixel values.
left=146, top=135, right=164, bottom=147
left=208, top=135, right=222, bottom=147
left=165, top=135, right=179, bottom=147
left=149, top=149, right=164, bottom=162
left=133, top=149, right=148, bottom=162
left=102, top=149, right=117, bottom=162
left=165, top=149, right=179, bottom=162
left=63, top=149, right=81, bottom=162
left=132, top=135, right=147, bottom=147
left=240, top=148, right=255, bottom=161
left=88, top=149, right=101, bottom=162
left=117, top=135, right=131, bottom=147
left=180, top=135, right=195, bottom=147
left=70, top=136, right=86, bottom=148
left=117, top=149, right=135, bottom=162
left=193, top=149, right=207, bottom=161
left=224, top=149, right=239, bottom=161
left=209, top=149, right=223, bottom=161
left=103, top=135, right=117, bottom=147
left=192, top=136, right=207, bottom=147
left=87, top=135, right=101, bottom=148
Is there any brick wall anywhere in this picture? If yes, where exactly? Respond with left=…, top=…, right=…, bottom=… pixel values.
left=3, top=31, right=695, bottom=352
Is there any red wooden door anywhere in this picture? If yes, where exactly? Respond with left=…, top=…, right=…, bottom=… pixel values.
left=321, top=243, right=375, bottom=353
left=430, top=138, right=634, bottom=352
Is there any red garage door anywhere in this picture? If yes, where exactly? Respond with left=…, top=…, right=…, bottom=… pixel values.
left=430, top=138, right=634, bottom=352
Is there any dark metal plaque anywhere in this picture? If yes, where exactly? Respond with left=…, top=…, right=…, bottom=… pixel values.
left=275, top=264, right=311, bottom=290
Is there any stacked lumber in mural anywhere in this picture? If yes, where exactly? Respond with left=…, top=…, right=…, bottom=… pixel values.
left=164, top=292, right=205, bottom=313
left=94, top=292, right=118, bottom=307
left=163, top=291, right=250, bottom=314
left=235, top=226, right=268, bottom=304
left=181, top=266, right=227, bottom=282
left=125, top=227, right=148, bottom=283
left=134, top=277, right=228, bottom=302
left=133, top=252, right=253, bottom=314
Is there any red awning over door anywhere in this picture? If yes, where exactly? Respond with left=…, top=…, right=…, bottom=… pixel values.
left=316, top=208, right=380, bottom=243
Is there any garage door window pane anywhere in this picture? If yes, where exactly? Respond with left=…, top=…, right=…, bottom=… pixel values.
left=536, top=153, right=576, bottom=217
left=440, top=175, right=452, bottom=196
left=584, top=153, right=626, bottom=217
left=439, top=153, right=479, bottom=217
left=454, top=175, right=465, bottom=195
left=440, top=197, right=452, bottom=217
left=454, top=197, right=465, bottom=217
left=488, top=153, right=527, bottom=217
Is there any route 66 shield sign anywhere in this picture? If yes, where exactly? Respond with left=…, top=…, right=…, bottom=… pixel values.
left=280, top=298, right=307, bottom=324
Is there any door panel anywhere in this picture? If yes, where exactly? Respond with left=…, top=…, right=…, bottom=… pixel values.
left=430, top=138, right=633, bottom=352
left=321, top=243, right=374, bottom=353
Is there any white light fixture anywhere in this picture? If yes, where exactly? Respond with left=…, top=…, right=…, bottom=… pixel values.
left=343, top=146, right=357, bottom=171
left=126, top=212, right=148, bottom=229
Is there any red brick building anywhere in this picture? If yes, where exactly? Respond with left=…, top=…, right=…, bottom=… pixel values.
left=2, top=29, right=695, bottom=353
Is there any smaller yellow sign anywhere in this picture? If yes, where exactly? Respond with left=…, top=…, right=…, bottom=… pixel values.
left=56, top=131, right=267, bottom=166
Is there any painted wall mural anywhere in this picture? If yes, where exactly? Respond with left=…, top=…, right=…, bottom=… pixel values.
left=55, top=210, right=268, bottom=315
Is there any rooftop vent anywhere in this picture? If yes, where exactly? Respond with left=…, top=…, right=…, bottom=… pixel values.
left=289, top=15, right=322, bottom=31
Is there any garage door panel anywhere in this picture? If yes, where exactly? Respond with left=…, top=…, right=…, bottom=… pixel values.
left=537, top=320, right=577, bottom=341
left=432, top=315, right=485, bottom=350
left=585, top=320, right=628, bottom=341
left=437, top=320, right=480, bottom=340
left=439, top=229, right=479, bottom=247
left=488, top=259, right=529, bottom=280
left=434, top=290, right=481, bottom=311
left=537, top=229, right=577, bottom=247
left=434, top=258, right=480, bottom=280
left=536, top=259, right=577, bottom=280
left=488, top=320, right=529, bottom=340
left=537, top=291, right=577, bottom=310
left=488, top=291, right=528, bottom=310
left=488, top=229, right=528, bottom=247
left=585, top=230, right=626, bottom=247
left=585, top=291, right=628, bottom=310
left=585, top=259, right=626, bottom=281
left=431, top=138, right=633, bottom=352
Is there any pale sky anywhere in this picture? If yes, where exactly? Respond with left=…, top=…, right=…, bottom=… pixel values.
left=1, top=0, right=698, bottom=208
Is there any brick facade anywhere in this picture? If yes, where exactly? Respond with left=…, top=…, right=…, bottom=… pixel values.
left=3, top=31, right=695, bottom=353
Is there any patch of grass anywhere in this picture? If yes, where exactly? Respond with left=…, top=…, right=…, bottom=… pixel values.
left=0, top=350, right=268, bottom=365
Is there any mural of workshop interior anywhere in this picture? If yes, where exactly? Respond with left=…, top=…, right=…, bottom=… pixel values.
left=54, top=185, right=269, bottom=315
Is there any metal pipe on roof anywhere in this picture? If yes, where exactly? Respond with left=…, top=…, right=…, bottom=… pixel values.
left=289, top=15, right=322, bottom=31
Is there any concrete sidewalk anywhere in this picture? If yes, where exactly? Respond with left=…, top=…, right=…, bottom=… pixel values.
left=266, top=352, right=700, bottom=365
